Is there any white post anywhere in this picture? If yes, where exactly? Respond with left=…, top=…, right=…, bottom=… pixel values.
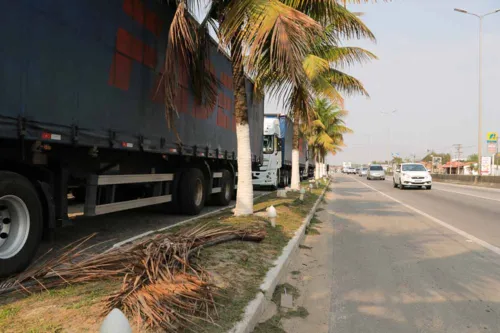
left=478, top=16, right=483, bottom=175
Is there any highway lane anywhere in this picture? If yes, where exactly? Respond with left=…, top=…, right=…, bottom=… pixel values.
left=328, top=175, right=500, bottom=333
left=354, top=175, right=500, bottom=250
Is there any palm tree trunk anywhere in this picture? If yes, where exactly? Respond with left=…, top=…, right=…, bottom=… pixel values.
left=290, top=109, right=301, bottom=190
left=304, top=148, right=310, bottom=179
left=314, top=153, right=320, bottom=180
left=232, top=43, right=253, bottom=216
left=319, top=156, right=323, bottom=178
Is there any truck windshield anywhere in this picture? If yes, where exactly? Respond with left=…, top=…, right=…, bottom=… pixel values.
left=402, top=164, right=427, bottom=172
left=263, top=135, right=274, bottom=154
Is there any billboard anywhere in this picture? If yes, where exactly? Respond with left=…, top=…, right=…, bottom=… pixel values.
left=481, top=156, right=492, bottom=175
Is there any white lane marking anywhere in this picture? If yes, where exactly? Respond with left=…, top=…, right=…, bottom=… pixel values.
left=433, top=187, right=500, bottom=202
left=381, top=177, right=500, bottom=201
left=352, top=177, right=500, bottom=256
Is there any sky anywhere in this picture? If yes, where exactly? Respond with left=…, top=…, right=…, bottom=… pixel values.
left=266, top=0, right=500, bottom=165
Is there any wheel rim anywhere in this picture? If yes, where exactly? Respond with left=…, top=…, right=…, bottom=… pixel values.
left=0, top=195, right=30, bottom=259
left=224, top=182, right=231, bottom=201
left=194, top=179, right=203, bottom=207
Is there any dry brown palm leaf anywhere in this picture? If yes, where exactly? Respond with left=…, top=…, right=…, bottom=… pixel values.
left=0, top=223, right=265, bottom=331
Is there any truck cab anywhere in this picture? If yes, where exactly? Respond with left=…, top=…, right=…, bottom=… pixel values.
left=252, top=117, right=285, bottom=188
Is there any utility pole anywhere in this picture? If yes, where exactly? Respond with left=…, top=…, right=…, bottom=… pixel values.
left=454, top=8, right=500, bottom=175
left=453, top=144, right=463, bottom=174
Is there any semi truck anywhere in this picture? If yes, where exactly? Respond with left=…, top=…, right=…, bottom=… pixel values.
left=252, top=114, right=312, bottom=188
left=0, top=0, right=264, bottom=276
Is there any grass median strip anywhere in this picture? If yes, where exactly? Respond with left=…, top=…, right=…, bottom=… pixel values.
left=0, top=181, right=327, bottom=333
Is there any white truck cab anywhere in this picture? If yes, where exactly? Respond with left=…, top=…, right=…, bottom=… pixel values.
left=252, top=117, right=286, bottom=188
left=393, top=163, right=432, bottom=190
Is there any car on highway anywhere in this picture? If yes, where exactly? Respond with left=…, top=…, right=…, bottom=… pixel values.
left=367, top=164, right=385, bottom=180
left=393, top=163, right=432, bottom=190
left=348, top=167, right=357, bottom=174
left=359, top=167, right=368, bottom=177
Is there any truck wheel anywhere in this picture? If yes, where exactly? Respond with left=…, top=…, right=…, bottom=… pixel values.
left=0, top=171, right=43, bottom=277
left=179, top=168, right=206, bottom=215
left=212, top=170, right=233, bottom=206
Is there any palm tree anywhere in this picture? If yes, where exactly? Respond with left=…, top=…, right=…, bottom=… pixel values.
left=306, top=98, right=352, bottom=178
left=250, top=2, right=376, bottom=190
left=161, top=1, right=323, bottom=215
left=289, top=28, right=375, bottom=188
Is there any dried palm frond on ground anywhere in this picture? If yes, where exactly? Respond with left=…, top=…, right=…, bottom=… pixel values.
left=0, top=223, right=266, bottom=331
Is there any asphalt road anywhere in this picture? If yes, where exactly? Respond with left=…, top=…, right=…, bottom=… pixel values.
left=37, top=190, right=268, bottom=256
left=328, top=174, right=500, bottom=333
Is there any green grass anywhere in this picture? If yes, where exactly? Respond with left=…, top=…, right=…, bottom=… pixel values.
left=305, top=226, right=320, bottom=235
left=272, top=283, right=300, bottom=307
left=254, top=285, right=310, bottom=333
left=283, top=306, right=309, bottom=319
left=0, top=305, right=20, bottom=321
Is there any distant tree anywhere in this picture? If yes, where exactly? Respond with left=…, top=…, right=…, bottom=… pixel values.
left=467, top=154, right=478, bottom=162
left=422, top=152, right=450, bottom=164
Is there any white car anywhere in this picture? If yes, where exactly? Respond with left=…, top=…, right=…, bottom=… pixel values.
left=367, top=164, right=385, bottom=180
left=393, top=163, right=432, bottom=190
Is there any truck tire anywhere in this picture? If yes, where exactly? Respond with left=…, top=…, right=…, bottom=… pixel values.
left=179, top=168, right=206, bottom=215
left=212, top=170, right=233, bottom=206
left=0, top=171, right=43, bottom=277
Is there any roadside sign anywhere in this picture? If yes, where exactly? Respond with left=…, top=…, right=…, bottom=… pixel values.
left=481, top=156, right=492, bottom=175
left=488, top=142, right=498, bottom=154
left=487, top=132, right=498, bottom=143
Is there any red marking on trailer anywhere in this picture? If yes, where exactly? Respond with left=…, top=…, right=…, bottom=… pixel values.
left=122, top=142, right=134, bottom=148
left=123, top=0, right=163, bottom=36
left=108, top=53, right=132, bottom=90
left=41, top=132, right=61, bottom=141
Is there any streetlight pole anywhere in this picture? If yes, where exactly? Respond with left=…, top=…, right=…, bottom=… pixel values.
left=454, top=8, right=500, bottom=175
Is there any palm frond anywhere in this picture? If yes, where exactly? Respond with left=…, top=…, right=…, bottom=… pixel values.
left=318, top=46, right=377, bottom=68
left=323, top=68, right=369, bottom=96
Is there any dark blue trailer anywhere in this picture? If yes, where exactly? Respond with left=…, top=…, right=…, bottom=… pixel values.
left=0, top=0, right=264, bottom=276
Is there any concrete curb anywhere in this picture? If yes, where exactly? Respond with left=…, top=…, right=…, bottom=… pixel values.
left=229, top=180, right=331, bottom=333
left=110, top=192, right=273, bottom=251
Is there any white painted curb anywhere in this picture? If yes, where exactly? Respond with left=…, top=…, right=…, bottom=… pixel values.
left=228, top=181, right=330, bottom=333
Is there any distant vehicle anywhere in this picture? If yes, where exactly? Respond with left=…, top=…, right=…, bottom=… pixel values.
left=393, top=163, right=432, bottom=190
left=355, top=168, right=360, bottom=174
left=359, top=167, right=368, bottom=177
left=347, top=167, right=357, bottom=174
left=367, top=165, right=385, bottom=180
